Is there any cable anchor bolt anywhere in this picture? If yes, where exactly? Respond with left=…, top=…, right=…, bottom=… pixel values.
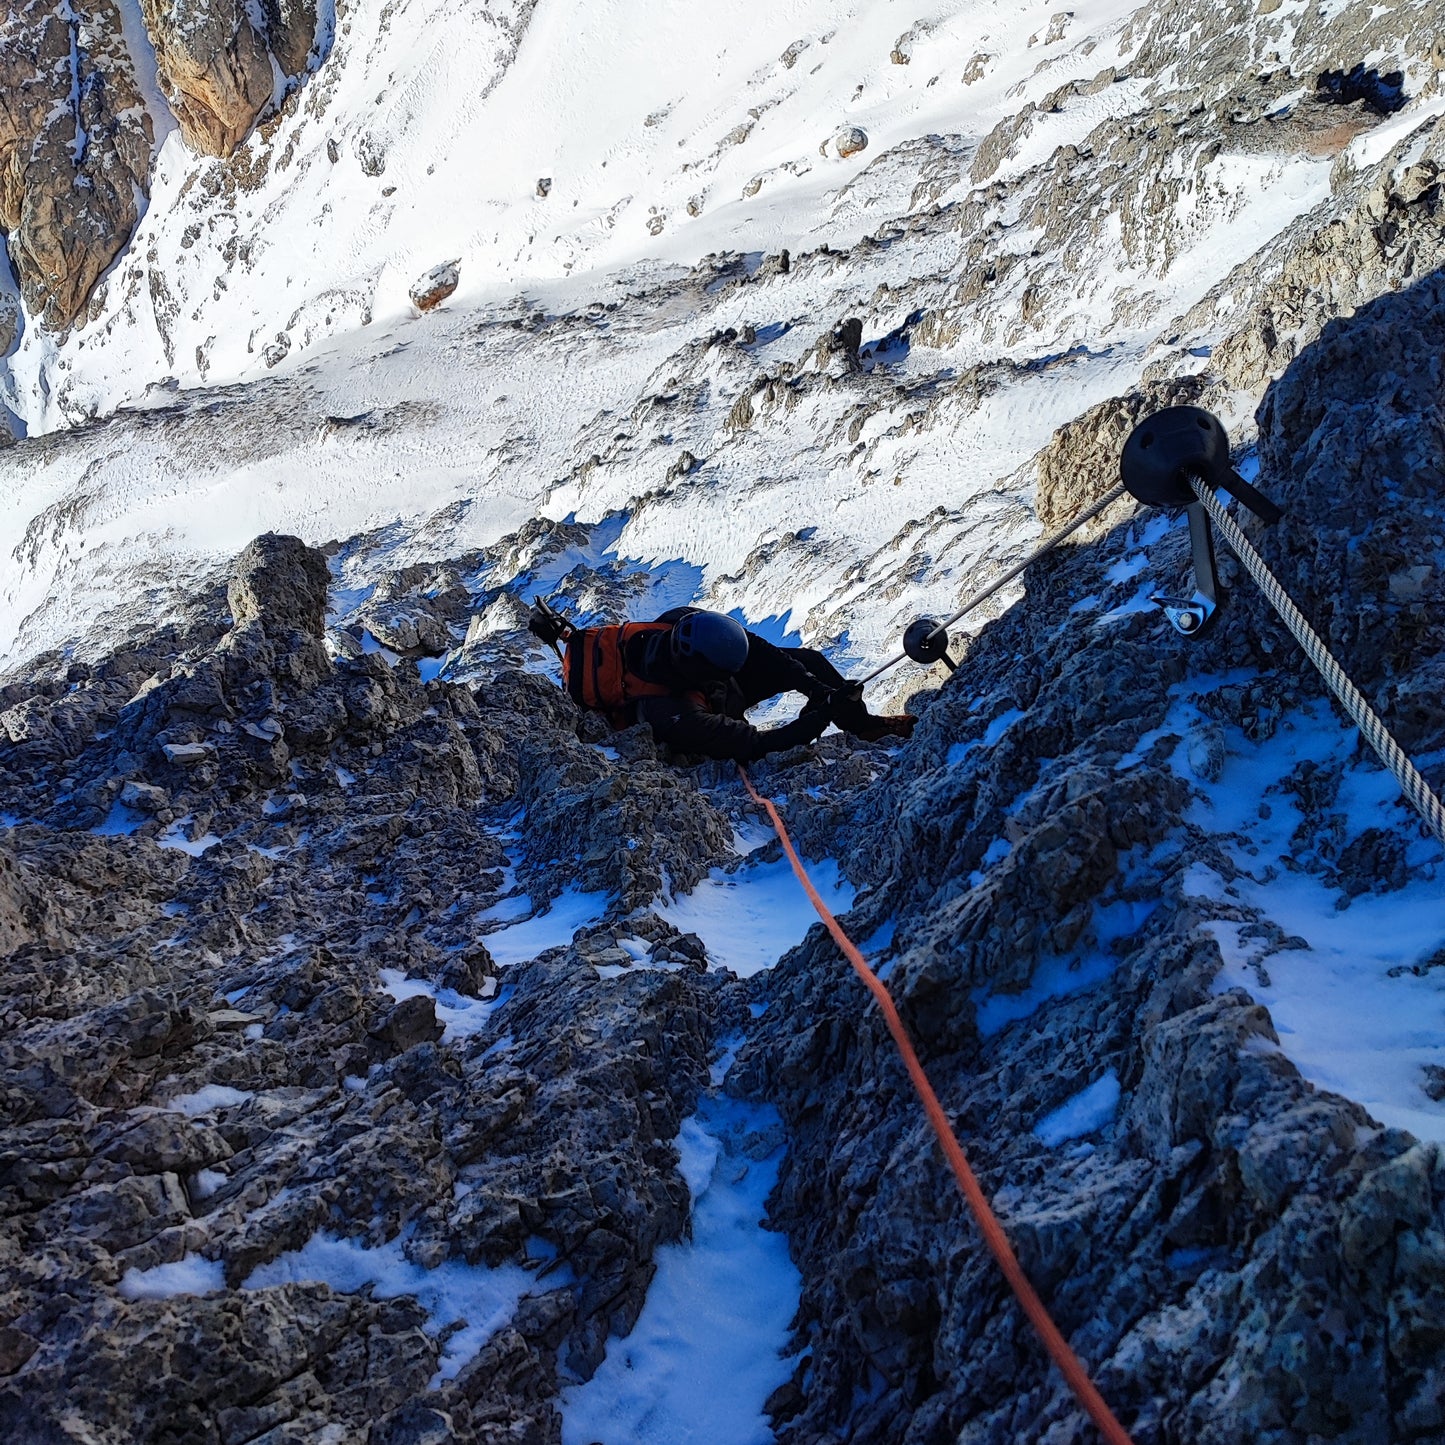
left=1120, top=406, right=1281, bottom=640
left=903, top=617, right=957, bottom=671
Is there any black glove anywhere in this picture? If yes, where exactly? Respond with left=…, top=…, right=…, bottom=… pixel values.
left=826, top=681, right=870, bottom=731
left=528, top=605, right=567, bottom=646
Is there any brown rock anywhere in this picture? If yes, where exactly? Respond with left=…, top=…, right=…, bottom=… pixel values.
left=0, top=0, right=152, bottom=328
left=409, top=261, right=461, bottom=313
left=140, top=0, right=276, bottom=159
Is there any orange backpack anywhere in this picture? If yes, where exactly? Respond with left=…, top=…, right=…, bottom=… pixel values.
left=564, top=622, right=702, bottom=728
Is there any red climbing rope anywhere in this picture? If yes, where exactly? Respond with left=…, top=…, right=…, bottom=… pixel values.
left=738, top=765, right=1135, bottom=1445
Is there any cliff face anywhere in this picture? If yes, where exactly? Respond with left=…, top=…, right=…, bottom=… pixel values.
left=0, top=0, right=152, bottom=329
left=0, top=0, right=319, bottom=333
left=0, top=271, right=1442, bottom=1441
left=139, top=0, right=318, bottom=158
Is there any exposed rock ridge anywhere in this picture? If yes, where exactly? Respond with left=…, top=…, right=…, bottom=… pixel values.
left=732, top=268, right=1445, bottom=1442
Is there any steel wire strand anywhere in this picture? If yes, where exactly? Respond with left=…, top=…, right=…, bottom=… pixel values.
left=1190, top=475, right=1445, bottom=848
left=861, top=482, right=1132, bottom=684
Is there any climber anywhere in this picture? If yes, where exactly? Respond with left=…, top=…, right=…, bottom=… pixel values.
left=529, top=603, right=916, bottom=762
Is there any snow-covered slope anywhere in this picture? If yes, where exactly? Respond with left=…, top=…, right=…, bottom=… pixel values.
left=4, top=0, right=1441, bottom=679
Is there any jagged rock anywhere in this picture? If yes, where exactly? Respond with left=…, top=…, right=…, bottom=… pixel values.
left=369, top=995, right=444, bottom=1053
left=410, top=261, right=461, bottom=313
left=139, top=0, right=289, bottom=159
left=227, top=533, right=330, bottom=638
left=119, top=781, right=169, bottom=813
left=162, top=741, right=217, bottom=767
left=810, top=316, right=863, bottom=376
left=0, top=0, right=152, bottom=328
left=0, top=846, right=64, bottom=958
left=1033, top=375, right=1206, bottom=531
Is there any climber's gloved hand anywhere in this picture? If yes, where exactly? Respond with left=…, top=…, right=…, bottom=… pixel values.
left=795, top=701, right=831, bottom=744
left=826, top=681, right=870, bottom=731
left=528, top=605, right=567, bottom=647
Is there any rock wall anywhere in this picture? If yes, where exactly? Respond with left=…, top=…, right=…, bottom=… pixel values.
left=0, top=0, right=152, bottom=329
left=734, top=273, right=1445, bottom=1443
left=0, top=531, right=779, bottom=1441
left=0, top=0, right=319, bottom=332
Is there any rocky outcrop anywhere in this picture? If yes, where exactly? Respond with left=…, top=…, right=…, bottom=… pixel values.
left=0, top=0, right=320, bottom=333
left=729, top=278, right=1445, bottom=1444
left=0, top=533, right=771, bottom=1441
left=0, top=0, right=152, bottom=329
left=139, top=0, right=318, bottom=158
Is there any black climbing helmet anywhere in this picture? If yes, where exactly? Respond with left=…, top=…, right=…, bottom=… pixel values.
left=670, top=610, right=749, bottom=675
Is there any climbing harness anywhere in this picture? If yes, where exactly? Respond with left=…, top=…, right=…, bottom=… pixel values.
left=737, top=766, right=1137, bottom=1445
left=862, top=479, right=1132, bottom=683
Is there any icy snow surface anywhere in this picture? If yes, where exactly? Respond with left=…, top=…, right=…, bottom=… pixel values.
left=659, top=854, right=855, bottom=977
left=1179, top=698, right=1445, bottom=1142
left=118, top=1254, right=227, bottom=1301
left=1035, top=1071, right=1122, bottom=1147
left=559, top=1097, right=798, bottom=1445
left=480, top=886, right=611, bottom=966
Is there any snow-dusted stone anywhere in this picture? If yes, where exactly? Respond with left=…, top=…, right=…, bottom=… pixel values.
left=227, top=534, right=330, bottom=638
left=161, top=742, right=217, bottom=768
left=410, top=262, right=461, bottom=313
left=831, top=126, right=869, bottom=159
left=119, top=781, right=170, bottom=813
left=962, top=50, right=992, bottom=84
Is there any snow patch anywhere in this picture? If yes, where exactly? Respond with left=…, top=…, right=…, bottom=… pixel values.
left=243, top=1231, right=547, bottom=1386
left=658, top=854, right=854, bottom=977
left=118, top=1253, right=225, bottom=1300
left=1034, top=1071, right=1121, bottom=1146
left=559, top=1097, right=799, bottom=1445
left=480, top=885, right=611, bottom=966
left=162, top=1085, right=254, bottom=1116
left=378, top=968, right=506, bottom=1040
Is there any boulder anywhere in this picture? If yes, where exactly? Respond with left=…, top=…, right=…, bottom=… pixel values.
left=410, top=261, right=461, bottom=313
left=227, top=534, right=330, bottom=639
